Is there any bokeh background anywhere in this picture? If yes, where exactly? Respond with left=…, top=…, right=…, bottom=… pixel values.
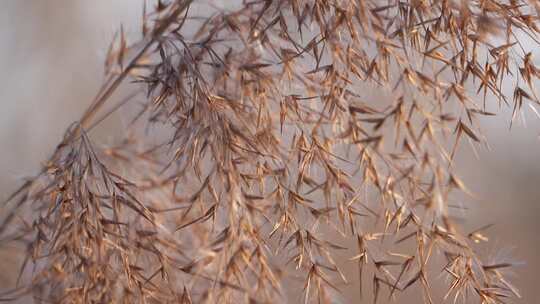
left=0, top=1, right=538, bottom=303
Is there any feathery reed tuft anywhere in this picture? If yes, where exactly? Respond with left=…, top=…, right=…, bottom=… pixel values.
left=1, top=0, right=538, bottom=303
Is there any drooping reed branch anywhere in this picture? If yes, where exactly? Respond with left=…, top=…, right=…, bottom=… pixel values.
left=1, top=0, right=538, bottom=303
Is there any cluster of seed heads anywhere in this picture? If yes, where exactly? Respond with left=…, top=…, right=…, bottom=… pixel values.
left=1, top=0, right=538, bottom=303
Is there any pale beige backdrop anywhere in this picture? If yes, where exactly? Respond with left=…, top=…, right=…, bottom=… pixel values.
left=0, top=1, right=538, bottom=303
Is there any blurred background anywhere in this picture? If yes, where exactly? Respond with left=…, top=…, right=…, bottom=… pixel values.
left=0, top=1, right=538, bottom=303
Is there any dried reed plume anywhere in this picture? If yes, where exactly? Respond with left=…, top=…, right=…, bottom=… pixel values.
left=1, top=0, right=538, bottom=303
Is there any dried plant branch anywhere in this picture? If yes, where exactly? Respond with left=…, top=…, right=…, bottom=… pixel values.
left=2, top=0, right=538, bottom=303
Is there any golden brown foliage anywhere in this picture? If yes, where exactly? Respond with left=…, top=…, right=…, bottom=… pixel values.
left=1, top=0, right=538, bottom=303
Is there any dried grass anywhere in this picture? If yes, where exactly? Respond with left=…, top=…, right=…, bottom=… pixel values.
left=1, top=0, right=539, bottom=303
